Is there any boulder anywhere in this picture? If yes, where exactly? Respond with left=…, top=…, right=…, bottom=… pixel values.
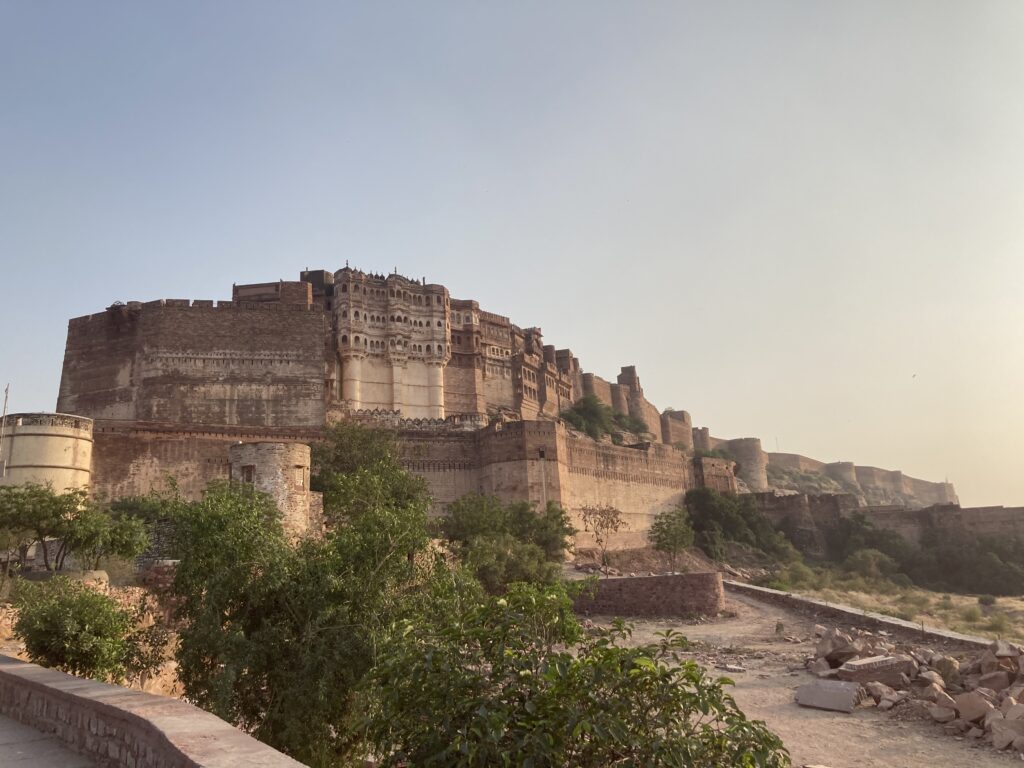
left=865, top=681, right=897, bottom=703
left=918, top=670, right=945, bottom=688
left=932, top=656, right=961, bottom=687
left=984, top=710, right=1005, bottom=730
left=1001, top=696, right=1020, bottom=714
left=979, top=670, right=1011, bottom=692
left=933, top=690, right=957, bottom=709
left=827, top=639, right=868, bottom=666
left=991, top=719, right=1024, bottom=750
left=796, top=680, right=862, bottom=714
left=992, top=639, right=1020, bottom=659
left=916, top=683, right=945, bottom=703
left=1005, top=704, right=1024, bottom=721
left=807, top=658, right=833, bottom=678
left=979, top=651, right=1002, bottom=675
left=955, top=691, right=996, bottom=723
left=928, top=705, right=956, bottom=723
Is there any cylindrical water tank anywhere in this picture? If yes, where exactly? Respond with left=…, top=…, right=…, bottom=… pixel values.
left=0, top=413, right=93, bottom=491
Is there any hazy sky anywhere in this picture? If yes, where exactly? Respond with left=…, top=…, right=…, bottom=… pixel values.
left=2, top=2, right=1022, bottom=507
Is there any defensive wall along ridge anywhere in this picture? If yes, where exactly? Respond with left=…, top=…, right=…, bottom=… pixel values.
left=31, top=263, right=983, bottom=550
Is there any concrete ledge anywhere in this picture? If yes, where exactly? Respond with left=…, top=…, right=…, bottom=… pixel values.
left=0, top=655, right=303, bottom=767
left=724, top=580, right=991, bottom=650
left=574, top=572, right=724, bottom=617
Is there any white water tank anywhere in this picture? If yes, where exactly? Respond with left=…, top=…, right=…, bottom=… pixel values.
left=0, top=413, right=93, bottom=491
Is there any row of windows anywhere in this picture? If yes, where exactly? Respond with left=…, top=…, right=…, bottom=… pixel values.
left=341, top=310, right=445, bottom=329
left=340, top=284, right=446, bottom=306
left=453, top=312, right=477, bottom=325
left=340, top=335, right=445, bottom=355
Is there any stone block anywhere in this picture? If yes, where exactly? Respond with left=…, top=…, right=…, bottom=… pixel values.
left=836, top=655, right=916, bottom=687
left=796, top=681, right=862, bottom=714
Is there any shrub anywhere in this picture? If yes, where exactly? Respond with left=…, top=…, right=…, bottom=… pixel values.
left=985, top=613, right=1012, bottom=635
left=438, top=495, right=575, bottom=592
left=14, top=577, right=166, bottom=683
left=363, top=583, right=789, bottom=767
left=960, top=605, right=982, bottom=623
left=978, top=594, right=997, bottom=607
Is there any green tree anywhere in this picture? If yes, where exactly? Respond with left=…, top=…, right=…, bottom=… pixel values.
left=14, top=576, right=166, bottom=683
left=170, top=423, right=446, bottom=766
left=648, top=501, right=695, bottom=570
left=0, top=484, right=148, bottom=571
left=362, top=582, right=789, bottom=768
left=438, top=495, right=575, bottom=593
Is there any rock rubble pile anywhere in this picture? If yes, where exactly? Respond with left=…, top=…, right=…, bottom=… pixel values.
left=803, top=625, right=1024, bottom=753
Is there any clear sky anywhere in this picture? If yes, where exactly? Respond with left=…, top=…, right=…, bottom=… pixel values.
left=2, top=2, right=1022, bottom=507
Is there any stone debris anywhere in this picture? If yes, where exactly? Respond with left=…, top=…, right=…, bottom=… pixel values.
left=796, top=680, right=864, bottom=713
left=806, top=627, right=1024, bottom=754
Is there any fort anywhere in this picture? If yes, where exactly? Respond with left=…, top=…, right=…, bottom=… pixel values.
left=6, top=263, right=997, bottom=550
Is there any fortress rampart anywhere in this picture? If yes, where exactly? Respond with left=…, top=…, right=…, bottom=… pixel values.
left=50, top=264, right=974, bottom=551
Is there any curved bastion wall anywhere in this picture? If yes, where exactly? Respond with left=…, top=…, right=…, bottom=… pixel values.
left=0, top=413, right=93, bottom=491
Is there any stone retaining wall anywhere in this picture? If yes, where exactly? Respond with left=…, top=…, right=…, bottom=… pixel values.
left=573, top=572, right=724, bottom=617
left=0, top=655, right=302, bottom=767
left=724, top=580, right=990, bottom=650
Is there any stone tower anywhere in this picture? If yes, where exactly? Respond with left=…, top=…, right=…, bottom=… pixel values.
left=228, top=442, right=316, bottom=538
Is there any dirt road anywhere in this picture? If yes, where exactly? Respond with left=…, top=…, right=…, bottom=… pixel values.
left=612, top=591, right=1018, bottom=768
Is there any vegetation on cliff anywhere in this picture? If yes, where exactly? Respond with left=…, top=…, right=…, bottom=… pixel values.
left=560, top=394, right=648, bottom=440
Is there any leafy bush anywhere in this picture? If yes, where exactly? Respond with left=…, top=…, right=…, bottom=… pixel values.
left=960, top=605, right=982, bottom=623
left=979, top=594, right=997, bottom=607
left=648, top=502, right=694, bottom=569
left=362, top=583, right=789, bottom=768
left=14, top=576, right=166, bottom=683
left=843, top=549, right=898, bottom=580
left=985, top=613, right=1012, bottom=634
left=438, top=495, right=575, bottom=593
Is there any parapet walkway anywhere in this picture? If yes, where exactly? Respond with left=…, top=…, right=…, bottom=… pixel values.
left=0, top=714, right=94, bottom=767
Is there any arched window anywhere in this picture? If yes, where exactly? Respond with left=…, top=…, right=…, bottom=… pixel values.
left=389, top=289, right=395, bottom=298
left=341, top=310, right=348, bottom=318
left=354, top=310, right=360, bottom=319
left=354, top=336, right=360, bottom=344
left=436, top=296, right=441, bottom=304
left=425, top=345, right=432, bottom=353
left=436, top=320, right=442, bottom=328
left=390, top=339, right=395, bottom=348
left=341, top=284, right=348, bottom=292
left=364, top=338, right=368, bottom=347
left=341, top=335, right=348, bottom=344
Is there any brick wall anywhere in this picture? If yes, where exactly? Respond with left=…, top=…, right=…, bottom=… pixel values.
left=573, top=572, right=724, bottom=617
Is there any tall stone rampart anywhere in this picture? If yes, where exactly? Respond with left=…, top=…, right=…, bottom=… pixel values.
left=58, top=300, right=327, bottom=428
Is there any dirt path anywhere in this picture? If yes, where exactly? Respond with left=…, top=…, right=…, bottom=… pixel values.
left=603, top=592, right=1018, bottom=768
